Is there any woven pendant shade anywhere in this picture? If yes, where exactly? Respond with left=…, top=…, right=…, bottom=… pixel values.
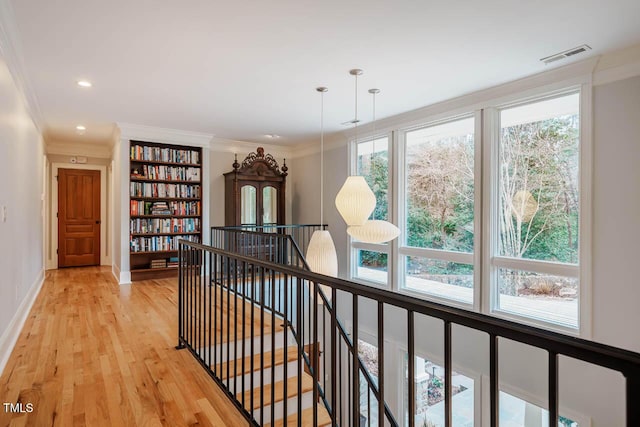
left=347, top=220, right=400, bottom=243
left=335, top=176, right=376, bottom=226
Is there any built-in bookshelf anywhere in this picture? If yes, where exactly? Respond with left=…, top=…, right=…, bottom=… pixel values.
left=129, top=140, right=202, bottom=281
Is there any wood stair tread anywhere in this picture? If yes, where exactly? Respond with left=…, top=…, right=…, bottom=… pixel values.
left=242, top=372, right=314, bottom=409
left=266, top=405, right=332, bottom=427
left=219, top=346, right=299, bottom=380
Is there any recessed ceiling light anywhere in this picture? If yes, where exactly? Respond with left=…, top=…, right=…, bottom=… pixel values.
left=77, top=80, right=92, bottom=88
left=264, top=134, right=280, bottom=139
left=76, top=125, right=86, bottom=131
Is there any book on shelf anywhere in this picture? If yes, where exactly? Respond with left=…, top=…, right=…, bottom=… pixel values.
left=150, top=259, right=167, bottom=269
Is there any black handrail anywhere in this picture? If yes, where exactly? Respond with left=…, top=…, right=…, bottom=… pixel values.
left=177, top=240, right=640, bottom=427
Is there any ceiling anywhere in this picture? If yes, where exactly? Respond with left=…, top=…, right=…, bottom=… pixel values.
left=8, top=0, right=640, bottom=146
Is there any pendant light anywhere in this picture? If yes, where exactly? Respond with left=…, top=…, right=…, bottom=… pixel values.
left=335, top=69, right=376, bottom=226
left=346, top=87, right=400, bottom=243
left=306, top=87, right=338, bottom=279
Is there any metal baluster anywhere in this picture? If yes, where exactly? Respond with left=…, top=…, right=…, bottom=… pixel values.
left=297, top=277, right=303, bottom=427
left=234, top=258, right=238, bottom=398
left=408, top=311, right=415, bottom=427
left=241, top=260, right=246, bottom=409
left=176, top=243, right=183, bottom=349
left=313, top=282, right=319, bottom=427
left=250, top=262, right=255, bottom=419
left=213, top=253, right=218, bottom=373
left=331, top=287, right=337, bottom=425
left=549, top=351, right=558, bottom=427
left=283, top=273, right=289, bottom=426
left=260, top=266, right=265, bottom=427
left=353, top=294, right=360, bottom=427
left=444, top=321, right=452, bottom=427
left=627, top=369, right=640, bottom=427
left=208, top=249, right=212, bottom=369
left=490, top=334, right=499, bottom=427
left=378, top=301, right=384, bottom=427
left=271, top=268, right=276, bottom=427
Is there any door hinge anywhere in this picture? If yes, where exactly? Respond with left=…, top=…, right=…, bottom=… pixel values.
left=56, top=212, right=58, bottom=218
left=56, top=249, right=58, bottom=254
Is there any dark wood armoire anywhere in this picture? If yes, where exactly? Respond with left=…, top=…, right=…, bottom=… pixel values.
left=223, top=147, right=288, bottom=226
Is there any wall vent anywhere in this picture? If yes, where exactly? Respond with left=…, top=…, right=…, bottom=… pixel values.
left=540, top=45, right=592, bottom=65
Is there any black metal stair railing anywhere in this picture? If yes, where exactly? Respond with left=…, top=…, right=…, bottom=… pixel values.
left=209, top=225, right=397, bottom=425
left=177, top=239, right=640, bottom=427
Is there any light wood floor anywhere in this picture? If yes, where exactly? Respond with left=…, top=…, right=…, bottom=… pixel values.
left=0, top=267, right=250, bottom=427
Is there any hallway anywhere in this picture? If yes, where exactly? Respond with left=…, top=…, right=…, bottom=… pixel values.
left=0, top=267, right=248, bottom=426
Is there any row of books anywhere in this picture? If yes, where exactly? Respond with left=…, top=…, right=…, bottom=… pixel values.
left=130, top=200, right=201, bottom=216
left=130, top=182, right=201, bottom=199
left=130, top=145, right=200, bottom=164
left=130, top=235, right=199, bottom=253
left=149, top=257, right=180, bottom=269
left=150, top=259, right=167, bottom=269
left=131, top=165, right=200, bottom=182
left=130, top=218, right=200, bottom=234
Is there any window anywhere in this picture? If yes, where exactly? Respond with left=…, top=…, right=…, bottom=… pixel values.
left=350, top=136, right=391, bottom=286
left=491, top=93, right=581, bottom=328
left=347, top=88, right=587, bottom=332
left=400, top=117, right=477, bottom=305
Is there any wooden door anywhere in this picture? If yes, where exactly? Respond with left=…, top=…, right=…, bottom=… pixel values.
left=58, top=169, right=101, bottom=267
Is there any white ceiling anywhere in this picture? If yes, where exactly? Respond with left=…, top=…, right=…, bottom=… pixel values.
left=9, top=0, right=640, bottom=146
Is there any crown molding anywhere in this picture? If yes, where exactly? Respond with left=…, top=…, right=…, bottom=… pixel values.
left=593, top=43, right=640, bottom=86
left=0, top=0, right=44, bottom=131
left=117, top=122, right=215, bottom=147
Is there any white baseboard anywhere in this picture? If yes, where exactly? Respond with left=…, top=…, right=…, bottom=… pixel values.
left=119, top=271, right=131, bottom=285
left=0, top=269, right=45, bottom=376
left=112, top=264, right=131, bottom=285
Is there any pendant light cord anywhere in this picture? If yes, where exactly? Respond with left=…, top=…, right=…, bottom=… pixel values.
left=320, top=90, right=325, bottom=227
left=371, top=90, right=376, bottom=220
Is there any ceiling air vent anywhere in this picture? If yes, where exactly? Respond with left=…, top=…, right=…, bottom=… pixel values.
left=540, top=45, right=591, bottom=65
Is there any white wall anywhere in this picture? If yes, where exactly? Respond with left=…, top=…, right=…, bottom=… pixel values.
left=592, top=75, right=640, bottom=353
left=0, top=51, right=45, bottom=373
left=291, top=146, right=349, bottom=276
left=289, top=75, right=640, bottom=426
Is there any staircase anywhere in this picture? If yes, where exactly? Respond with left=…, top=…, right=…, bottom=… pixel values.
left=200, top=285, right=331, bottom=426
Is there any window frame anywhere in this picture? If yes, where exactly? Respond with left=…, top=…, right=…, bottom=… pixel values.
left=348, top=132, right=394, bottom=289
left=396, top=112, right=482, bottom=311
left=482, top=87, right=590, bottom=336
left=345, top=82, right=592, bottom=336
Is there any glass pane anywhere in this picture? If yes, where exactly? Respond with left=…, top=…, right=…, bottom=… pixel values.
left=354, top=250, right=388, bottom=284
left=497, top=268, right=578, bottom=328
left=357, top=137, right=389, bottom=221
left=405, top=256, right=473, bottom=304
left=403, top=354, right=474, bottom=427
left=499, top=94, right=579, bottom=263
left=262, top=186, right=277, bottom=225
left=405, top=118, right=475, bottom=252
left=240, top=185, right=256, bottom=225
left=500, top=390, right=579, bottom=427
